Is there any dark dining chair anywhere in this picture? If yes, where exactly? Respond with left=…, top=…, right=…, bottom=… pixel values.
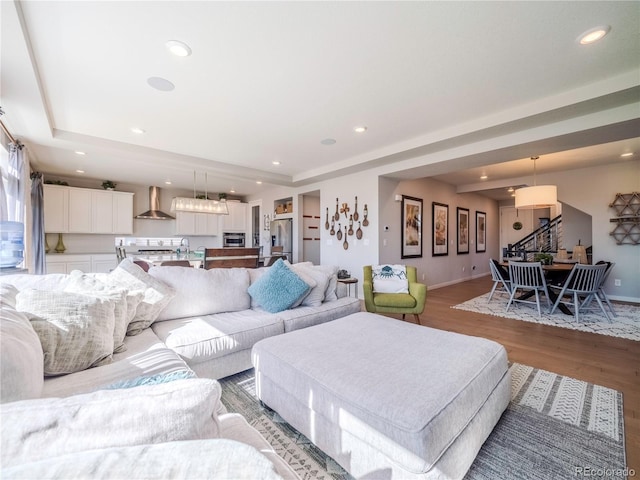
left=549, top=263, right=609, bottom=322
left=506, top=261, right=551, bottom=317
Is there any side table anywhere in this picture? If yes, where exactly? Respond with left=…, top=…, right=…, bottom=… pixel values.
left=337, top=277, right=359, bottom=298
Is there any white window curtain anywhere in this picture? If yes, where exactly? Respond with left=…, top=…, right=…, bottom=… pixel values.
left=7, top=142, right=25, bottom=223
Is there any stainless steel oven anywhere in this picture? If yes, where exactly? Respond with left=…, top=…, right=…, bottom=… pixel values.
left=223, top=232, right=245, bottom=247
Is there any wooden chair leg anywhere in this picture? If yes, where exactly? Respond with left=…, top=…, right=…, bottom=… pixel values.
left=413, top=314, right=421, bottom=324
left=402, top=313, right=406, bottom=320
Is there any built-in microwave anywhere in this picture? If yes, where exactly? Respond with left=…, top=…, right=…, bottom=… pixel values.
left=223, top=232, right=245, bottom=247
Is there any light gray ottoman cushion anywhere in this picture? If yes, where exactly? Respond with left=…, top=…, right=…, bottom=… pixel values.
left=252, top=312, right=510, bottom=478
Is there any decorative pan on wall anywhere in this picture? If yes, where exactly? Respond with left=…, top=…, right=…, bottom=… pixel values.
left=324, top=196, right=369, bottom=249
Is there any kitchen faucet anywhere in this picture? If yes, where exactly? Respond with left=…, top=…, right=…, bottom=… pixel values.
left=180, top=238, right=190, bottom=254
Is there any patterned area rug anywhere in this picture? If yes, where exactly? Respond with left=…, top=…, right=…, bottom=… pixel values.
left=219, top=364, right=626, bottom=480
left=452, top=292, right=640, bottom=341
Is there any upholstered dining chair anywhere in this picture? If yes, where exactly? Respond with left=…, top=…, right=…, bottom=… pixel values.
left=488, top=259, right=512, bottom=302
left=549, top=263, right=609, bottom=322
left=160, top=260, right=192, bottom=267
left=506, top=261, right=551, bottom=317
left=132, top=260, right=151, bottom=272
left=363, top=265, right=427, bottom=323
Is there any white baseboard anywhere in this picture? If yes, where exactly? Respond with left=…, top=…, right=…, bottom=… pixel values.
left=428, top=272, right=490, bottom=291
left=607, top=295, right=640, bottom=304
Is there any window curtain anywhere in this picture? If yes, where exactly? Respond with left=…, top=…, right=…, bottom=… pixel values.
left=30, top=172, right=45, bottom=274
left=7, top=142, right=24, bottom=223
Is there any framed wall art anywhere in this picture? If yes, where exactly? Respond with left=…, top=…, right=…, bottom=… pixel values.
left=432, top=202, right=448, bottom=256
left=401, top=195, right=423, bottom=258
left=476, top=211, right=486, bottom=253
left=457, top=207, right=470, bottom=254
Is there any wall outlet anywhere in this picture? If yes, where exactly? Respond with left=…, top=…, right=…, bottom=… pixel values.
left=614, top=279, right=621, bottom=286
left=462, top=266, right=466, bottom=272
left=383, top=239, right=387, bottom=246
left=422, top=273, right=425, bottom=281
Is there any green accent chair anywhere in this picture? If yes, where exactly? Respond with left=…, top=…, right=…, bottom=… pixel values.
left=363, top=265, right=427, bottom=323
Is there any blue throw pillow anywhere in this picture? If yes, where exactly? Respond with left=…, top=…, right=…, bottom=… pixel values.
left=248, top=259, right=311, bottom=313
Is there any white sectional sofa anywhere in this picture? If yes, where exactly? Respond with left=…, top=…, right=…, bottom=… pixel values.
left=0, top=258, right=361, bottom=478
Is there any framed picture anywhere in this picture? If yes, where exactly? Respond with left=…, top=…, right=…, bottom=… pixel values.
left=432, top=202, right=448, bottom=256
left=401, top=195, right=423, bottom=258
left=457, top=207, right=470, bottom=254
left=476, top=211, right=486, bottom=253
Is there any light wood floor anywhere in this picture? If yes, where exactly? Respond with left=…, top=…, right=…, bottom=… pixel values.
left=373, top=276, right=639, bottom=471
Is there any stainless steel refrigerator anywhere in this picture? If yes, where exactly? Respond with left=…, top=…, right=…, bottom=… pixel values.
left=270, top=218, right=293, bottom=260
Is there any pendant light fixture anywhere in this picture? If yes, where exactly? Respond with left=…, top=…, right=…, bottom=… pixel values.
left=514, top=156, right=557, bottom=209
left=170, top=172, right=229, bottom=215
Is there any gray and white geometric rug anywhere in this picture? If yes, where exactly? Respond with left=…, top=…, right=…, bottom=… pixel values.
left=452, top=292, right=640, bottom=341
left=220, top=364, right=626, bottom=480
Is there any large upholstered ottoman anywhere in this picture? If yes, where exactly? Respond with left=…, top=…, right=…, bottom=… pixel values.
left=252, top=312, right=510, bottom=479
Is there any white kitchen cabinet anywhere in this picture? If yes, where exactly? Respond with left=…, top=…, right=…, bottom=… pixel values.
left=46, top=253, right=116, bottom=274
left=44, top=185, right=134, bottom=234
left=92, top=254, right=117, bottom=273
left=68, top=189, right=92, bottom=233
left=175, top=211, right=219, bottom=236
left=46, top=254, right=92, bottom=274
left=43, top=185, right=69, bottom=233
left=220, top=202, right=247, bottom=232
left=112, top=192, right=134, bottom=234
left=45, top=262, right=67, bottom=274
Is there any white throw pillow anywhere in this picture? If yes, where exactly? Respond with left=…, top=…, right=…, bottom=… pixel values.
left=1, top=439, right=284, bottom=480
left=16, top=289, right=115, bottom=376
left=106, top=260, right=176, bottom=335
left=372, top=264, right=409, bottom=293
left=149, top=266, right=251, bottom=321
left=288, top=263, right=329, bottom=307
left=309, top=264, right=340, bottom=302
left=248, top=267, right=270, bottom=308
left=0, top=379, right=223, bottom=468
left=0, top=284, right=44, bottom=402
left=64, top=271, right=131, bottom=353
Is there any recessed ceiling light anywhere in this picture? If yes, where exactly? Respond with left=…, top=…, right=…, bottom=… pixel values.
left=131, top=127, right=146, bottom=134
left=164, top=180, right=172, bottom=185
left=166, top=40, right=192, bottom=57
left=272, top=161, right=281, bottom=165
left=230, top=189, right=236, bottom=193
left=507, top=187, right=514, bottom=192
left=354, top=126, right=367, bottom=133
left=621, top=152, right=634, bottom=157
left=256, top=181, right=262, bottom=185
left=147, top=76, right=175, bottom=92
left=480, top=175, right=488, bottom=180
left=511, top=193, right=516, bottom=197
left=577, top=25, right=611, bottom=45
left=75, top=169, right=85, bottom=174
left=320, top=138, right=336, bottom=146
left=75, top=151, right=86, bottom=155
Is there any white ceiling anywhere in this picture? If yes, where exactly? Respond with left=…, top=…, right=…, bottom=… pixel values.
left=1, top=1, right=639, bottom=198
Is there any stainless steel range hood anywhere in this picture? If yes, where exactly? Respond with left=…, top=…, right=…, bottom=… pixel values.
left=135, top=186, right=175, bottom=220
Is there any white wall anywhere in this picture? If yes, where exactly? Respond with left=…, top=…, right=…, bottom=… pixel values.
left=379, top=176, right=500, bottom=289
left=547, top=160, right=639, bottom=301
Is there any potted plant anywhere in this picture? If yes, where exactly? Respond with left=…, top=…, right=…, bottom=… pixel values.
left=101, top=180, right=117, bottom=190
